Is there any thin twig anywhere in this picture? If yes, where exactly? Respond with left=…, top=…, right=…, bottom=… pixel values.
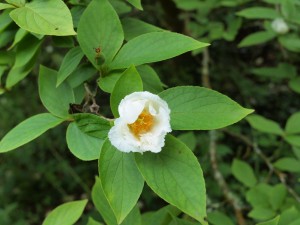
left=201, top=48, right=247, bottom=225
left=223, top=129, right=300, bottom=203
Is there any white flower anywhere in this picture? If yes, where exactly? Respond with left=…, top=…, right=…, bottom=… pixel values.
left=108, top=91, right=171, bottom=153
left=271, top=18, right=289, bottom=34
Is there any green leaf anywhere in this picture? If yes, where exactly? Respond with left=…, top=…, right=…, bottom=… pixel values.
left=141, top=205, right=180, bottom=225
left=238, top=31, right=276, bottom=47
left=159, top=86, right=253, bottom=130
left=289, top=219, right=300, bottom=225
left=135, top=135, right=206, bottom=224
left=273, top=157, right=300, bottom=172
left=8, top=28, right=27, bottom=50
left=39, top=65, right=75, bottom=119
left=98, top=71, right=123, bottom=93
left=87, top=217, right=103, bottom=225
left=285, top=112, right=300, bottom=134
left=57, top=46, right=84, bottom=87
left=92, top=178, right=118, bottom=225
left=121, top=18, right=163, bottom=41
left=6, top=35, right=43, bottom=88
left=99, top=139, right=144, bottom=224
left=9, top=0, right=76, bottom=36
left=77, top=0, right=123, bottom=67
left=284, top=135, right=300, bottom=147
left=246, top=184, right=271, bottom=208
left=0, top=10, right=12, bottom=33
left=246, top=114, right=283, bottom=135
left=269, top=184, right=286, bottom=211
left=231, top=159, right=257, bottom=187
left=249, top=206, right=276, bottom=221
left=177, top=131, right=197, bottom=151
left=110, top=65, right=143, bottom=117
left=137, top=65, right=164, bottom=94
left=66, top=122, right=104, bottom=161
left=120, top=205, right=141, bottom=225
left=289, top=77, right=300, bottom=94
left=251, top=63, right=297, bottom=80
left=257, top=216, right=280, bottom=225
left=0, top=3, right=15, bottom=10
left=66, top=64, right=97, bottom=88
left=109, top=31, right=209, bottom=69
left=72, top=113, right=111, bottom=139
left=278, top=207, right=300, bottom=225
left=236, top=7, right=280, bottom=19
left=0, top=113, right=63, bottom=153
left=279, top=35, right=300, bottom=52
left=42, top=199, right=87, bottom=225
left=5, top=0, right=25, bottom=7
left=126, top=0, right=143, bottom=10
left=208, top=211, right=234, bottom=225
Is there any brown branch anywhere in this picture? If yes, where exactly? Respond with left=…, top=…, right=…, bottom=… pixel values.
left=201, top=49, right=246, bottom=225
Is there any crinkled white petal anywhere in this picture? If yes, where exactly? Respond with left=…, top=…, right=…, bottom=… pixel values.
left=109, top=91, right=171, bottom=153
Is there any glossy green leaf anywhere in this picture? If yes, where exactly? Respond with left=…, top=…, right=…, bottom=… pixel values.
left=127, top=0, right=143, bottom=10
left=284, top=135, right=300, bottom=147
left=39, top=66, right=75, bottom=119
left=208, top=211, right=234, bottom=225
left=285, top=112, right=300, bottom=134
left=9, top=0, right=76, bottom=36
left=99, top=140, right=144, bottom=224
left=8, top=28, right=27, bottom=50
left=135, top=135, right=206, bottom=224
left=66, top=64, right=97, bottom=88
left=72, top=113, right=111, bottom=139
left=278, top=207, right=300, bottom=225
left=232, top=159, right=257, bottom=187
left=246, top=184, right=271, bottom=208
left=42, top=199, right=87, bottom=225
left=141, top=205, right=181, bottom=225
left=5, top=0, right=25, bottom=7
left=249, top=206, right=276, bottom=221
left=251, top=63, right=297, bottom=80
left=110, top=65, right=143, bottom=117
left=257, top=216, right=280, bottom=225
left=236, top=7, right=279, bottom=19
left=0, top=113, right=63, bottom=153
left=87, top=217, right=103, bottom=225
left=6, top=35, right=42, bottom=88
left=177, top=131, right=197, bottom=151
left=66, top=122, right=104, bottom=161
left=238, top=31, right=276, bottom=47
left=273, top=157, right=300, bottom=172
left=289, top=77, right=300, bottom=94
left=247, top=114, right=283, bottom=135
left=0, top=3, right=15, bottom=10
left=159, top=86, right=253, bottom=130
left=0, top=10, right=12, bottom=33
left=92, top=178, right=118, bottom=225
left=269, top=184, right=286, bottom=211
left=77, top=0, right=123, bottom=67
left=120, top=205, right=141, bottom=225
left=137, top=65, right=164, bottom=94
left=98, top=71, right=123, bottom=93
left=109, top=31, right=209, bottom=69
left=121, top=18, right=163, bottom=41
left=279, top=35, right=300, bottom=52
left=57, top=46, right=84, bottom=87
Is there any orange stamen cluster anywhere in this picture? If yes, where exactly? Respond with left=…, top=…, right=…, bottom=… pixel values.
left=128, top=110, right=154, bottom=137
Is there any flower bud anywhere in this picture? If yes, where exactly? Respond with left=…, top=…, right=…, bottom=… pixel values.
left=271, top=18, right=289, bottom=34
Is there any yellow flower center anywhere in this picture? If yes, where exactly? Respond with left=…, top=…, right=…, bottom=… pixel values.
left=128, top=110, right=154, bottom=137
